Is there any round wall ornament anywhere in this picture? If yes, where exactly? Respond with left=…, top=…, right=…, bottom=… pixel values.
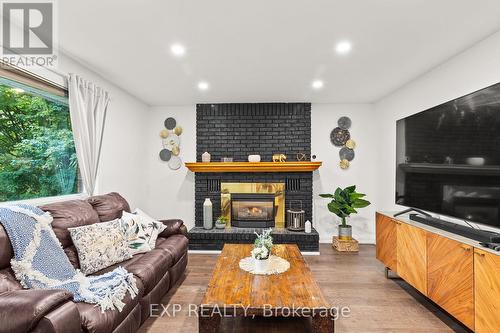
left=330, top=127, right=351, bottom=147
left=339, top=147, right=355, bottom=161
left=340, top=159, right=350, bottom=169
left=345, top=139, right=356, bottom=149
left=159, top=149, right=171, bottom=161
left=159, top=129, right=169, bottom=139
left=338, top=116, right=352, bottom=129
left=173, top=126, right=183, bottom=136
left=168, top=156, right=182, bottom=170
left=164, top=117, right=177, bottom=130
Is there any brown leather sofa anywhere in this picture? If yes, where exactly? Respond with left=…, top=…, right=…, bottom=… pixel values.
left=0, top=192, right=188, bottom=333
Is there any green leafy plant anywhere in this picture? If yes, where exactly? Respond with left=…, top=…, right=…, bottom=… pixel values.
left=319, top=185, right=371, bottom=227
left=216, top=215, right=228, bottom=224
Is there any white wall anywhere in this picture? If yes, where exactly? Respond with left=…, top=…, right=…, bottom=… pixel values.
left=57, top=53, right=150, bottom=209
left=143, top=104, right=378, bottom=243
left=374, top=30, right=500, bottom=232
left=312, top=104, right=377, bottom=243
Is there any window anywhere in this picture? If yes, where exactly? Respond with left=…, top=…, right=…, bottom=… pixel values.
left=0, top=66, right=80, bottom=201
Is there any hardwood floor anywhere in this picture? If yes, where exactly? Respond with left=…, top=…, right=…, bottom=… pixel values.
left=140, top=244, right=471, bottom=333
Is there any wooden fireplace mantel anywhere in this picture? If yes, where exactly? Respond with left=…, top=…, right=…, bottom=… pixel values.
left=184, top=161, right=322, bottom=173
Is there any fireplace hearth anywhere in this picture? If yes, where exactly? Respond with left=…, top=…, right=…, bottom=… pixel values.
left=231, top=193, right=275, bottom=228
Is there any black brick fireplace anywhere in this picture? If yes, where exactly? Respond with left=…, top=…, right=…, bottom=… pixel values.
left=188, top=103, right=319, bottom=251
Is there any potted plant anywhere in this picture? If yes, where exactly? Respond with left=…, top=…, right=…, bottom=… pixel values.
left=251, top=229, right=273, bottom=272
left=215, top=215, right=228, bottom=229
left=319, top=185, right=370, bottom=240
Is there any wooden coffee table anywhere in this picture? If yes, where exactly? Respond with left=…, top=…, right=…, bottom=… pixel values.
left=199, top=244, right=334, bottom=332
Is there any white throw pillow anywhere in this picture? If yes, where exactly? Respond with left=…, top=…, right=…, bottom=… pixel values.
left=132, top=208, right=167, bottom=249
left=69, top=219, right=132, bottom=275
left=120, top=212, right=153, bottom=255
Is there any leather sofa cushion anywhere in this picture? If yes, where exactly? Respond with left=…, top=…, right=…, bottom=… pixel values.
left=123, top=249, right=172, bottom=294
left=87, top=192, right=130, bottom=222
left=40, top=200, right=100, bottom=248
left=0, top=225, right=13, bottom=270
left=76, top=279, right=144, bottom=333
left=0, top=268, right=22, bottom=293
left=64, top=245, right=81, bottom=269
left=90, top=249, right=172, bottom=295
left=155, top=235, right=189, bottom=263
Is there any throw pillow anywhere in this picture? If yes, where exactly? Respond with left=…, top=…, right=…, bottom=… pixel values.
left=69, top=219, right=132, bottom=275
left=120, top=211, right=152, bottom=255
left=133, top=208, right=167, bottom=249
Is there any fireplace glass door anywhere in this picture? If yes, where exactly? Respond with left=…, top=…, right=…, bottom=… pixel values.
left=231, top=193, right=275, bottom=228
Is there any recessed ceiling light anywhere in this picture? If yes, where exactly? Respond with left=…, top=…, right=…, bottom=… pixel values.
left=170, top=43, right=186, bottom=57
left=198, top=81, right=209, bottom=91
left=312, top=80, right=324, bottom=89
left=335, top=41, right=352, bottom=55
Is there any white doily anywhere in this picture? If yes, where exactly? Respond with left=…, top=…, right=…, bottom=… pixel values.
left=239, top=255, right=290, bottom=275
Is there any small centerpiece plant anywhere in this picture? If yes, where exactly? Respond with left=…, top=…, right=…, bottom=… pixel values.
left=215, top=215, right=228, bottom=229
left=251, top=228, right=273, bottom=272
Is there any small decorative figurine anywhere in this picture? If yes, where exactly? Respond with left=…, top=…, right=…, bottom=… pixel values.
left=272, top=154, right=287, bottom=162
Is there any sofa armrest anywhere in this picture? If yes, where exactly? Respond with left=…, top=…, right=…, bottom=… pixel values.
left=0, top=289, right=73, bottom=333
left=31, top=301, right=81, bottom=333
left=158, top=219, right=186, bottom=238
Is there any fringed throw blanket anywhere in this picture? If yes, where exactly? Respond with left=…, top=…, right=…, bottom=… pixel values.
left=0, top=204, right=138, bottom=312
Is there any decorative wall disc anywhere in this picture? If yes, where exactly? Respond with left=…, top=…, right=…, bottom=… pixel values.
left=338, top=116, right=352, bottom=130
left=159, top=149, right=171, bottom=161
left=159, top=129, right=169, bottom=139
left=345, top=139, right=356, bottom=149
left=330, top=127, right=351, bottom=147
left=339, top=147, right=355, bottom=161
left=163, top=134, right=180, bottom=150
left=340, top=159, right=350, bottom=169
left=164, top=117, right=177, bottom=130
left=173, top=126, right=183, bottom=136
left=168, top=156, right=182, bottom=170
left=171, top=146, right=180, bottom=156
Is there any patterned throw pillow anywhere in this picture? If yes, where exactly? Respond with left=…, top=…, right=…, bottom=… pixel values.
left=120, top=212, right=152, bottom=255
left=133, top=208, right=167, bottom=249
left=69, top=219, right=132, bottom=275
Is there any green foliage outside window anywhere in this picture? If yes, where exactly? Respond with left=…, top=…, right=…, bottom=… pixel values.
left=0, top=80, right=79, bottom=201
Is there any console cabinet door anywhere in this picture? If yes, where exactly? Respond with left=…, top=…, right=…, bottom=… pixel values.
left=475, top=249, right=500, bottom=333
left=375, top=213, right=397, bottom=272
left=396, top=222, right=427, bottom=295
left=427, top=234, right=474, bottom=330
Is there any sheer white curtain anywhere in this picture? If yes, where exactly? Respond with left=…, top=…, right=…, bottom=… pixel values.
left=68, top=74, right=110, bottom=196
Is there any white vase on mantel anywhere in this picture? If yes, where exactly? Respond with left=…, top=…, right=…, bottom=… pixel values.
left=203, top=198, right=213, bottom=229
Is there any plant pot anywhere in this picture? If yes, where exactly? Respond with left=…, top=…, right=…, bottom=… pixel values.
left=254, top=257, right=270, bottom=273
left=338, top=225, right=352, bottom=240
left=215, top=221, right=226, bottom=229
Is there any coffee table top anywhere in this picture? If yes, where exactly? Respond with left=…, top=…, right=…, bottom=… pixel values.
left=201, top=244, right=330, bottom=309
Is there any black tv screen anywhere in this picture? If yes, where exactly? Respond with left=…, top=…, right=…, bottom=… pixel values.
left=396, top=82, right=500, bottom=228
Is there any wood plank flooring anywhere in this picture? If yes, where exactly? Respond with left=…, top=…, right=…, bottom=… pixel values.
left=139, top=244, right=471, bottom=333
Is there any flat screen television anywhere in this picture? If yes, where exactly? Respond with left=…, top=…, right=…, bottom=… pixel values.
left=396, top=82, right=500, bottom=229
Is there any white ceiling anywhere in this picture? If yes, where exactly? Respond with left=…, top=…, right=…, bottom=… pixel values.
left=59, top=0, right=500, bottom=106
